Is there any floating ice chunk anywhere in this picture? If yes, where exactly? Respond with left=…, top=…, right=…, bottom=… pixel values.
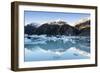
left=32, top=41, right=46, bottom=44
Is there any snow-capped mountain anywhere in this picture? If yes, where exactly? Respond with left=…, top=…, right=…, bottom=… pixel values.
left=75, top=18, right=90, bottom=36
left=75, top=18, right=90, bottom=26
left=25, top=18, right=90, bottom=36
left=44, top=19, right=68, bottom=26
left=27, top=22, right=41, bottom=28
left=75, top=18, right=90, bottom=29
left=35, top=20, right=78, bottom=36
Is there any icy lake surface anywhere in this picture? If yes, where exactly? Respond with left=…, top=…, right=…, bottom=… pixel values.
left=24, top=35, right=90, bottom=62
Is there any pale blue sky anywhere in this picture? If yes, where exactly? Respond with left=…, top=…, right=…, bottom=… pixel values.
left=24, top=11, right=90, bottom=26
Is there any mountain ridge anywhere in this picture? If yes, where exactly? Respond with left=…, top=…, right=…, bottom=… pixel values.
left=25, top=19, right=90, bottom=36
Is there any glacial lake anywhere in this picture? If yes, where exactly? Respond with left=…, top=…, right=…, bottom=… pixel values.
left=24, top=35, right=90, bottom=62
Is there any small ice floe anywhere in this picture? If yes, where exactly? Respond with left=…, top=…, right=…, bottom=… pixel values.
left=70, top=39, right=76, bottom=44
left=63, top=38, right=69, bottom=43
left=32, top=41, right=46, bottom=44
left=46, top=36, right=58, bottom=42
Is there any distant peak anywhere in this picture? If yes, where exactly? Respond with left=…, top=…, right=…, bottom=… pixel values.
left=75, top=18, right=90, bottom=25
left=55, top=18, right=63, bottom=22
left=27, top=22, right=40, bottom=27
left=44, top=19, right=68, bottom=25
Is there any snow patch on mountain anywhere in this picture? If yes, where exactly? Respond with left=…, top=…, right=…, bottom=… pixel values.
left=74, top=17, right=90, bottom=26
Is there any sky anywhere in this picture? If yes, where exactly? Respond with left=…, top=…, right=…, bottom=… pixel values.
left=24, top=11, right=90, bottom=26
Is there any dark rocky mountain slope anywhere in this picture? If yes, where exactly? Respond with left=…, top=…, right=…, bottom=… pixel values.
left=25, top=19, right=90, bottom=36
left=75, top=19, right=90, bottom=36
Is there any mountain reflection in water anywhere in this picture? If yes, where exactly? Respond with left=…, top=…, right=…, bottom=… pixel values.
left=24, top=35, right=90, bottom=62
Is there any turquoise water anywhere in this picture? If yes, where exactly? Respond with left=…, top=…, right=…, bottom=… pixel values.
left=24, top=35, right=90, bottom=62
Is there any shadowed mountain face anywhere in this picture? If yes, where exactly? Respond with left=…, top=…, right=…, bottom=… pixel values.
left=36, top=22, right=79, bottom=36
left=75, top=20, right=90, bottom=36
left=36, top=24, right=60, bottom=35
left=25, top=20, right=90, bottom=36
left=75, top=20, right=90, bottom=30
left=24, top=24, right=37, bottom=35
left=78, top=27, right=90, bottom=36
left=59, top=24, right=78, bottom=35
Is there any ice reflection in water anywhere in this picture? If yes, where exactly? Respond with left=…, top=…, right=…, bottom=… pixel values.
left=24, top=35, right=90, bottom=62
